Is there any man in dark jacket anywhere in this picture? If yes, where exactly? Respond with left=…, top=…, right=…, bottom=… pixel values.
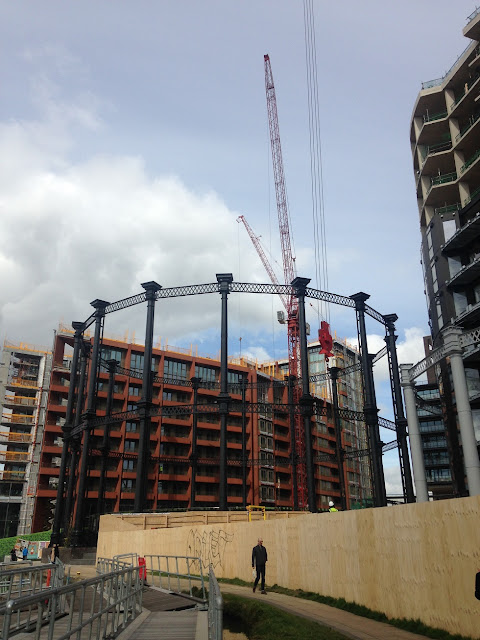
left=252, top=538, right=267, bottom=594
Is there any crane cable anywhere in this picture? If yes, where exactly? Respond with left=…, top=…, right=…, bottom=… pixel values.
left=303, top=0, right=330, bottom=325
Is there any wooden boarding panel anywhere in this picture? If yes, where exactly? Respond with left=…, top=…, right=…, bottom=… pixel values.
left=98, top=496, right=480, bottom=638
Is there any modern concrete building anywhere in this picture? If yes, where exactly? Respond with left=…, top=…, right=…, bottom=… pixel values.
left=409, top=8, right=480, bottom=496
left=0, top=340, right=51, bottom=536
left=32, top=327, right=372, bottom=535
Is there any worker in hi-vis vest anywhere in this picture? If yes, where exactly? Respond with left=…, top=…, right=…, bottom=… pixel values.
left=328, top=501, right=338, bottom=512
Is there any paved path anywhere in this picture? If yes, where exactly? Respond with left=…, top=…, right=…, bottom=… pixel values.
left=218, top=583, right=430, bottom=640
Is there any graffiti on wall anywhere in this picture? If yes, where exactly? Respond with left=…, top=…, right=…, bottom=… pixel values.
left=186, top=528, right=234, bottom=569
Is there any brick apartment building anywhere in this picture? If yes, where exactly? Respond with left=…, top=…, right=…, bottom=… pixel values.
left=32, top=328, right=370, bottom=533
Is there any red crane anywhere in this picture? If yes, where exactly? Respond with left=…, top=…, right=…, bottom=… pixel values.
left=264, top=54, right=307, bottom=509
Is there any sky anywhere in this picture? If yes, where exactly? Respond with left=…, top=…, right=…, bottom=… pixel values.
left=1, top=1, right=477, bottom=493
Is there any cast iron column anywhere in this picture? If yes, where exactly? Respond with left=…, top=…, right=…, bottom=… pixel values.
left=241, top=377, right=248, bottom=508
left=71, top=299, right=109, bottom=546
left=135, top=281, right=162, bottom=513
left=51, top=321, right=83, bottom=545
left=399, top=364, right=428, bottom=502
left=287, top=375, right=299, bottom=510
left=383, top=314, right=415, bottom=503
left=97, top=359, right=117, bottom=518
left=217, top=273, right=233, bottom=511
left=329, top=366, right=347, bottom=511
left=190, top=376, right=200, bottom=509
left=351, top=292, right=386, bottom=508
left=292, top=277, right=317, bottom=513
left=64, top=341, right=89, bottom=533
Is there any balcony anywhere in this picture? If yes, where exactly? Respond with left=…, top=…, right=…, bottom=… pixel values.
left=446, top=255, right=480, bottom=288
left=442, top=211, right=480, bottom=254
left=424, top=172, right=458, bottom=208
left=2, top=395, right=37, bottom=409
left=0, top=451, right=30, bottom=463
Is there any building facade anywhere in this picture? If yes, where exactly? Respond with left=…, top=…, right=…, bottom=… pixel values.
left=0, top=340, right=51, bottom=536
left=410, top=9, right=480, bottom=496
left=32, top=328, right=372, bottom=534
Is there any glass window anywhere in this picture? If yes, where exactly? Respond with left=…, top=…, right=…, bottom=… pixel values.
left=129, top=385, right=141, bottom=397
left=443, top=219, right=456, bottom=242
left=195, top=365, right=217, bottom=383
left=453, top=291, right=468, bottom=316
left=124, top=440, right=136, bottom=452
left=448, top=256, right=463, bottom=279
left=130, top=353, right=144, bottom=372
left=164, top=359, right=188, bottom=380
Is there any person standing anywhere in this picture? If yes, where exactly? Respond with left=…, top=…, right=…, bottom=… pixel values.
left=10, top=548, right=17, bottom=562
left=252, top=538, right=267, bottom=594
left=328, top=501, right=338, bottom=512
left=22, top=545, right=28, bottom=561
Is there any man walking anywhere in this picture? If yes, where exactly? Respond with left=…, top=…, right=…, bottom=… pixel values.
left=252, top=538, right=267, bottom=594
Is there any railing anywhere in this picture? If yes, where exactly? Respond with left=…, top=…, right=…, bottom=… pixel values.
left=461, top=148, right=480, bottom=173
left=467, top=7, right=480, bottom=23
left=463, top=184, right=480, bottom=206
left=0, top=562, right=65, bottom=635
left=435, top=203, right=462, bottom=215
left=421, top=43, right=472, bottom=90
left=423, top=110, right=447, bottom=123
left=431, top=171, right=457, bottom=186
left=144, top=554, right=207, bottom=602
left=456, top=112, right=480, bottom=142
left=208, top=565, right=223, bottom=640
left=1, top=564, right=142, bottom=640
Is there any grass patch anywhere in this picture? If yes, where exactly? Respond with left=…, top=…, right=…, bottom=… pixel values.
left=223, top=593, right=350, bottom=640
left=0, top=531, right=51, bottom=561
left=218, top=577, right=475, bottom=640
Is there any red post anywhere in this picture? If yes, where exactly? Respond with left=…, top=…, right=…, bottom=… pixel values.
left=138, top=557, right=146, bottom=582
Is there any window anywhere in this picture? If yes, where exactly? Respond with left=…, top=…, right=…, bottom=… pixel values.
left=123, top=459, right=135, bottom=471
left=121, top=478, right=135, bottom=491
left=443, top=219, right=456, bottom=242
left=130, top=353, right=144, bottom=372
left=124, top=440, right=136, bottom=452
left=195, top=365, right=217, bottom=383
left=100, top=348, right=124, bottom=370
left=125, top=422, right=138, bottom=433
left=227, top=371, right=244, bottom=385
left=129, top=385, right=141, bottom=397
left=448, top=256, right=462, bottom=279
left=164, top=359, right=188, bottom=380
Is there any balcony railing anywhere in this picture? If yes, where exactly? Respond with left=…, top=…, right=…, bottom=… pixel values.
left=431, top=171, right=457, bottom=186
left=0, top=451, right=30, bottom=462
left=435, top=203, right=462, bottom=214
left=460, top=148, right=480, bottom=173
left=423, top=110, right=448, bottom=123
left=467, top=7, right=480, bottom=23
left=455, top=112, right=480, bottom=142
left=463, top=184, right=480, bottom=206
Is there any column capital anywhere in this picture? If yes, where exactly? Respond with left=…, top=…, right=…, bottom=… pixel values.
left=350, top=292, right=370, bottom=308
left=441, top=325, right=463, bottom=357
left=329, top=366, right=341, bottom=381
left=399, top=363, right=414, bottom=386
left=216, top=273, right=234, bottom=293
left=383, top=313, right=398, bottom=330
left=190, top=376, right=201, bottom=390
left=72, top=321, right=85, bottom=334
left=106, top=359, right=118, bottom=372
left=90, top=299, right=110, bottom=314
left=291, top=276, right=311, bottom=296
left=141, top=281, right=162, bottom=297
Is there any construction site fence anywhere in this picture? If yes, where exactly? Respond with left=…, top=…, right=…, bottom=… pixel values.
left=1, top=564, right=142, bottom=640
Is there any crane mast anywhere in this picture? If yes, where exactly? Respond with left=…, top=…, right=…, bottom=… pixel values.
left=264, top=54, right=307, bottom=509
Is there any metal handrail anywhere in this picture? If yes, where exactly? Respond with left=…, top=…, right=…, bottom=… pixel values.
left=144, top=554, right=207, bottom=602
left=208, top=564, right=223, bottom=640
left=1, top=565, right=142, bottom=640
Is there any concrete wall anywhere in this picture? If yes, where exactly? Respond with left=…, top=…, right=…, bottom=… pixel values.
left=97, top=497, right=480, bottom=638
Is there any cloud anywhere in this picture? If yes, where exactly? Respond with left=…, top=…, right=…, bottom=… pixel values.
left=0, top=107, right=285, bottom=348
